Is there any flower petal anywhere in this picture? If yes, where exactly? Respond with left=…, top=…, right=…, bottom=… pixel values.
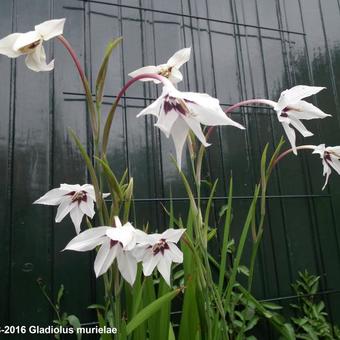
left=184, top=94, right=244, bottom=129
left=167, top=47, right=191, bottom=68
left=35, top=18, right=66, bottom=41
left=162, top=228, right=186, bottom=243
left=33, top=188, right=69, bottom=205
left=13, top=30, right=41, bottom=51
left=70, top=206, right=84, bottom=234
left=114, top=216, right=122, bottom=228
left=133, top=245, right=150, bottom=261
left=170, top=118, right=189, bottom=169
left=322, top=160, right=332, bottom=190
left=106, top=224, right=136, bottom=249
left=128, top=65, right=161, bottom=83
left=137, top=95, right=163, bottom=118
left=288, top=100, right=331, bottom=120
left=117, top=251, right=138, bottom=286
left=95, top=241, right=119, bottom=277
left=25, top=43, right=54, bottom=72
left=64, top=227, right=109, bottom=251
left=155, top=108, right=179, bottom=138
left=79, top=199, right=95, bottom=219
left=289, top=117, right=313, bottom=138
left=327, top=146, right=340, bottom=156
left=60, top=183, right=82, bottom=192
left=276, top=85, right=325, bottom=111
left=157, top=255, right=172, bottom=286
left=281, top=122, right=297, bottom=155
left=329, top=155, right=340, bottom=175
left=312, top=144, right=326, bottom=157
left=181, top=115, right=210, bottom=147
left=134, top=229, right=149, bottom=244
left=168, top=243, right=183, bottom=263
left=55, top=198, right=75, bottom=223
left=0, top=33, right=23, bottom=57
left=142, top=252, right=159, bottom=276
left=168, top=67, right=183, bottom=84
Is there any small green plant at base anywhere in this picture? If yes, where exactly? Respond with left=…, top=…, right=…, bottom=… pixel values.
left=290, top=271, right=340, bottom=339
left=37, top=280, right=82, bottom=340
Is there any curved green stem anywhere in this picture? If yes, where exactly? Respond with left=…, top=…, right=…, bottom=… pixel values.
left=247, top=144, right=317, bottom=291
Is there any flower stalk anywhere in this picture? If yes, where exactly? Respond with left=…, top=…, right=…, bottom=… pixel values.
left=101, top=73, right=171, bottom=157
left=57, top=35, right=99, bottom=141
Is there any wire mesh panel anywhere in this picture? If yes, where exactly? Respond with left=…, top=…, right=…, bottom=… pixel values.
left=1, top=0, right=340, bottom=337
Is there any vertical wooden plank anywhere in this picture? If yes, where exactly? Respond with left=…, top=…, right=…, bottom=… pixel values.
left=0, top=0, right=14, bottom=324
left=149, top=0, right=191, bottom=199
left=10, top=0, right=52, bottom=325
left=51, top=0, right=94, bottom=322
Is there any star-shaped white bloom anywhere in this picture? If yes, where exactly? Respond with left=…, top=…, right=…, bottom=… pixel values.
left=128, top=47, right=191, bottom=84
left=64, top=217, right=139, bottom=286
left=134, top=229, right=186, bottom=286
left=137, top=83, right=245, bottom=169
left=34, top=183, right=109, bottom=234
left=0, top=18, right=65, bottom=72
left=272, top=85, right=330, bottom=154
left=312, top=144, right=340, bottom=190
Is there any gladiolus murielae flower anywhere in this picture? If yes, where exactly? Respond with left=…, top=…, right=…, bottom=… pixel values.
left=64, top=217, right=139, bottom=285
left=34, top=184, right=109, bottom=234
left=0, top=18, right=65, bottom=72
left=137, top=82, right=245, bottom=168
left=272, top=85, right=330, bottom=154
left=128, top=47, right=191, bottom=84
left=134, top=228, right=186, bottom=286
left=313, top=144, right=340, bottom=190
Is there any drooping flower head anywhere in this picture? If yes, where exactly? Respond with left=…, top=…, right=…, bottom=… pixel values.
left=272, top=85, right=330, bottom=154
left=0, top=18, right=65, bottom=72
left=64, top=217, right=139, bottom=286
left=137, top=82, right=245, bottom=168
left=312, top=144, right=340, bottom=190
left=34, top=183, right=109, bottom=234
left=134, top=228, right=186, bottom=285
left=128, top=47, right=191, bottom=84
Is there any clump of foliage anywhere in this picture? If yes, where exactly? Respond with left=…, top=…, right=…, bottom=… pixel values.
left=290, top=271, right=340, bottom=339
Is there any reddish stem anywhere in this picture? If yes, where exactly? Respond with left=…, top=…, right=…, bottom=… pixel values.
left=205, top=98, right=276, bottom=141
left=57, top=35, right=98, bottom=138
left=57, top=35, right=88, bottom=94
left=115, top=73, right=171, bottom=103
left=101, top=73, right=171, bottom=156
left=272, top=145, right=316, bottom=167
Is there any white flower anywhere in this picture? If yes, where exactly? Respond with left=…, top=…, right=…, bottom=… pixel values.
left=134, top=229, right=186, bottom=285
left=272, top=85, right=330, bottom=154
left=64, top=217, right=139, bottom=286
left=128, top=47, right=191, bottom=84
left=0, top=18, right=65, bottom=72
left=313, top=144, right=340, bottom=190
left=137, top=83, right=245, bottom=169
left=33, top=183, right=109, bottom=234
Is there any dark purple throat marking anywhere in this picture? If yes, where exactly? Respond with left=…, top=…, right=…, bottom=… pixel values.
left=163, top=95, right=195, bottom=116
left=67, top=190, right=88, bottom=204
left=152, top=238, right=170, bottom=256
left=110, top=240, right=123, bottom=248
left=280, top=107, right=290, bottom=117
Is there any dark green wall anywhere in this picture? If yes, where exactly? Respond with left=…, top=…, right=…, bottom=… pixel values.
left=1, top=0, right=340, bottom=336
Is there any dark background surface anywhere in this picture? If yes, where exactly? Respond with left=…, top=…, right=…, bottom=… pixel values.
left=1, top=0, right=340, bottom=337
